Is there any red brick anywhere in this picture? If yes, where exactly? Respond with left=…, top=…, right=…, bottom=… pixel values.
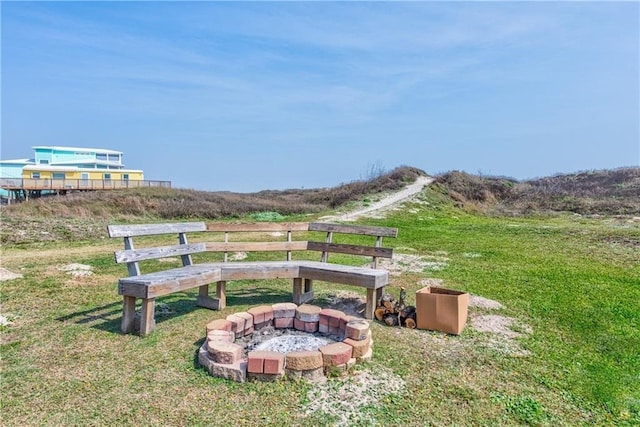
left=274, top=317, right=294, bottom=329
left=263, top=352, right=285, bottom=375
left=248, top=305, right=274, bottom=324
left=304, top=321, right=318, bottom=333
left=340, top=315, right=359, bottom=335
left=247, top=351, right=272, bottom=374
left=236, top=312, right=254, bottom=329
left=225, top=314, right=245, bottom=333
left=320, top=308, right=344, bottom=329
left=319, top=323, right=330, bottom=334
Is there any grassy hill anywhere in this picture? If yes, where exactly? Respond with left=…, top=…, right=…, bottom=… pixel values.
left=1, top=166, right=638, bottom=245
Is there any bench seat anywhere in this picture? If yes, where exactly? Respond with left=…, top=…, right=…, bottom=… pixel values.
left=118, top=265, right=222, bottom=299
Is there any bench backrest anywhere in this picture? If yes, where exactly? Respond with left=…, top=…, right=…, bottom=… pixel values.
left=108, top=221, right=398, bottom=276
left=107, top=222, right=208, bottom=277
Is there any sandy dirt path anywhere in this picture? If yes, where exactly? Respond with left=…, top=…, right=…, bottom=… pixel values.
left=321, top=175, right=434, bottom=222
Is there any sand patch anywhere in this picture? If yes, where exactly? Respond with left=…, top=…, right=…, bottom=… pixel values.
left=304, top=368, right=406, bottom=426
left=378, top=253, right=449, bottom=276
left=468, top=295, right=504, bottom=310
left=0, top=268, right=23, bottom=281
left=58, top=264, right=93, bottom=277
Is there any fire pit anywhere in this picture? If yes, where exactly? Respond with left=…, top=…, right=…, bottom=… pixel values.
left=198, top=303, right=373, bottom=382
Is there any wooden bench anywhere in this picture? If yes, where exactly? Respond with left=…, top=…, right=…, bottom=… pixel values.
left=108, top=222, right=397, bottom=336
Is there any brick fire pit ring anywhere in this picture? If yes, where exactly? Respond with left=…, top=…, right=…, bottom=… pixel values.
left=198, top=303, right=373, bottom=382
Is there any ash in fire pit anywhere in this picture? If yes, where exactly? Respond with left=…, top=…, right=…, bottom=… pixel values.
left=242, top=326, right=337, bottom=354
left=199, top=303, right=374, bottom=383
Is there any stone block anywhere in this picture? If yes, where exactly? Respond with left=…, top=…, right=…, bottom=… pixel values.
left=198, top=345, right=246, bottom=382
left=345, top=319, right=370, bottom=341
left=295, top=304, right=321, bottom=322
left=356, top=347, right=373, bottom=363
left=206, top=329, right=235, bottom=344
left=285, top=367, right=325, bottom=383
left=319, top=342, right=353, bottom=367
left=248, top=372, right=285, bottom=382
left=285, top=350, right=323, bottom=371
left=272, top=302, right=297, bottom=318
left=207, top=341, right=243, bottom=364
left=206, top=319, right=233, bottom=333
left=344, top=336, right=371, bottom=358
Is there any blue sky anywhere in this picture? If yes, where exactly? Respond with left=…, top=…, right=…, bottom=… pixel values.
left=2, top=1, right=638, bottom=192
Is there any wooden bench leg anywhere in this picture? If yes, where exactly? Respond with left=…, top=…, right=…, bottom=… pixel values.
left=375, top=287, right=384, bottom=307
left=365, top=289, right=377, bottom=320
left=139, top=298, right=156, bottom=337
left=122, top=295, right=136, bottom=334
left=216, top=281, right=226, bottom=309
left=293, top=278, right=314, bottom=305
left=196, top=282, right=226, bottom=310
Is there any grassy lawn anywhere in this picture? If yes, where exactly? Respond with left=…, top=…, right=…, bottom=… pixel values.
left=1, top=189, right=638, bottom=426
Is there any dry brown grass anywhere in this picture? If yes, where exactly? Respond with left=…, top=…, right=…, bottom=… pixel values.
left=435, top=167, right=640, bottom=216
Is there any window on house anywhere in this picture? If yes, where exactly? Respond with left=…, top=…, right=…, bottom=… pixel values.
left=96, top=153, right=108, bottom=161
left=122, top=174, right=129, bottom=181
left=39, top=160, right=49, bottom=164
left=108, top=154, right=120, bottom=163
left=52, top=173, right=65, bottom=180
left=103, top=173, right=111, bottom=181
left=31, top=172, right=41, bottom=179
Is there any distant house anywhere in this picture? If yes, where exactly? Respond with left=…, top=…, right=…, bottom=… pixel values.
left=0, top=146, right=166, bottom=202
left=1, top=146, right=144, bottom=181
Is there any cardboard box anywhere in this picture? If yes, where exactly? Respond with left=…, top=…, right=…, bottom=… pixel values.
left=416, top=287, right=469, bottom=335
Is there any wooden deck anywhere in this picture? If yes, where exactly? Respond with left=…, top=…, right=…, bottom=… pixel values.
left=0, top=178, right=171, bottom=203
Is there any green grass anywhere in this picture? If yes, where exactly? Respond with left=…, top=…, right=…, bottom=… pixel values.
left=1, top=187, right=638, bottom=426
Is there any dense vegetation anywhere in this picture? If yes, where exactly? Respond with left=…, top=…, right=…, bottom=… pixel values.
left=1, top=166, right=638, bottom=425
left=1, top=166, right=638, bottom=245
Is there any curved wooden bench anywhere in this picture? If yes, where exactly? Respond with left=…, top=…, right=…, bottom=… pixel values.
left=108, top=222, right=397, bottom=336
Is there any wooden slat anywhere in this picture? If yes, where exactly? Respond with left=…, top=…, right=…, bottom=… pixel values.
left=205, top=241, right=308, bottom=253
left=115, top=243, right=206, bottom=264
left=308, top=222, right=398, bottom=238
left=118, top=265, right=222, bottom=298
left=307, top=241, right=393, bottom=259
left=205, top=222, right=309, bottom=232
left=298, top=263, right=388, bottom=289
left=108, top=222, right=206, bottom=238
